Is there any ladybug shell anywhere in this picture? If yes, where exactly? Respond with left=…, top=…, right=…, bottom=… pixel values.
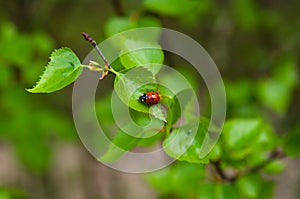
left=139, top=92, right=160, bottom=105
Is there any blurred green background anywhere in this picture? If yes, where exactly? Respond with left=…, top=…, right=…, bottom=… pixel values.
left=0, top=0, right=299, bottom=199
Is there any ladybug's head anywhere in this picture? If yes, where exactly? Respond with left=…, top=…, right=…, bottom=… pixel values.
left=139, top=93, right=148, bottom=103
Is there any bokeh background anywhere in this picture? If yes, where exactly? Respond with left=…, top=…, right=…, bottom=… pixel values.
left=0, top=0, right=299, bottom=198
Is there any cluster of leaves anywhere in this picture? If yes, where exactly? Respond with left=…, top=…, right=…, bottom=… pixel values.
left=146, top=117, right=288, bottom=199
left=27, top=29, right=212, bottom=164
left=0, top=22, right=75, bottom=173
left=0, top=187, right=26, bottom=199
left=26, top=24, right=299, bottom=199
left=18, top=0, right=300, bottom=198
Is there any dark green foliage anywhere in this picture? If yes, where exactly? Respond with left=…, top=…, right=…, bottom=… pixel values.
left=1, top=0, right=300, bottom=198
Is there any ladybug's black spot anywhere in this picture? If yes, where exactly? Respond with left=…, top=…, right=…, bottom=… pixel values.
left=139, top=93, right=147, bottom=103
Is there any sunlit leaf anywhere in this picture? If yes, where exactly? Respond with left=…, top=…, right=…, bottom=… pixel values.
left=236, top=174, right=263, bottom=199
left=263, top=160, right=286, bottom=174
left=120, top=39, right=164, bottom=75
left=144, top=0, right=197, bottom=16
left=105, top=16, right=161, bottom=38
left=197, top=183, right=240, bottom=199
left=236, top=174, right=274, bottom=199
left=257, top=79, right=291, bottom=115
left=222, top=118, right=277, bottom=160
left=163, top=117, right=210, bottom=163
left=27, top=47, right=82, bottom=93
left=146, top=162, right=205, bottom=197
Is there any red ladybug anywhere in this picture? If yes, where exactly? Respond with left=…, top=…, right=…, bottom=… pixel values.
left=139, top=91, right=160, bottom=105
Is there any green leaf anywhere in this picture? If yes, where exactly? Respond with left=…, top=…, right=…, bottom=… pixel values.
left=258, top=181, right=275, bottom=199
left=283, top=127, right=300, bottom=157
left=27, top=47, right=82, bottom=93
left=223, top=119, right=262, bottom=149
left=114, top=67, right=166, bottom=122
left=197, top=183, right=240, bottom=199
left=99, top=128, right=141, bottom=162
left=236, top=174, right=274, bottom=199
left=272, top=56, right=298, bottom=88
left=144, top=0, right=197, bottom=16
left=105, top=17, right=135, bottom=37
left=257, top=79, right=291, bottom=114
left=146, top=162, right=205, bottom=197
left=105, top=16, right=161, bottom=38
left=0, top=190, right=11, bottom=199
left=163, top=117, right=210, bottom=163
left=257, top=56, right=298, bottom=115
left=208, top=143, right=222, bottom=161
left=137, top=132, right=163, bottom=146
left=232, top=0, right=261, bottom=30
left=236, top=174, right=263, bottom=199
left=263, top=160, right=286, bottom=174
left=225, top=79, right=253, bottom=105
left=166, top=89, right=195, bottom=126
left=120, top=39, right=164, bottom=75
left=222, top=118, right=277, bottom=160
left=100, top=118, right=164, bottom=162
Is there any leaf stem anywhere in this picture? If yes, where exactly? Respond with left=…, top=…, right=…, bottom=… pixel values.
left=108, top=68, right=120, bottom=77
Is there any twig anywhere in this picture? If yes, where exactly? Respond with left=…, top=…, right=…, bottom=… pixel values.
left=211, top=148, right=285, bottom=182
left=245, top=147, right=286, bottom=174
left=81, top=32, right=112, bottom=69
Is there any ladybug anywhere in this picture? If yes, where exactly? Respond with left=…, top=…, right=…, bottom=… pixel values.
left=139, top=91, right=160, bottom=105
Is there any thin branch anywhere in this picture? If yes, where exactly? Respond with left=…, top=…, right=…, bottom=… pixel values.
left=81, top=32, right=112, bottom=70
left=211, top=160, right=237, bottom=182
left=210, top=148, right=286, bottom=182
left=245, top=147, right=286, bottom=174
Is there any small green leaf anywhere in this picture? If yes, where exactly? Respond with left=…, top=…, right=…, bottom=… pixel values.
left=232, top=0, right=261, bottom=30
left=258, top=181, right=275, bottom=199
left=272, top=56, right=298, bottom=88
left=105, top=17, right=135, bottom=37
left=0, top=189, right=11, bottom=199
left=120, top=39, right=164, bottom=75
left=223, top=119, right=262, bottom=150
left=144, top=0, right=197, bottom=16
left=236, top=174, right=274, bottom=199
left=257, top=79, right=291, bottom=114
left=27, top=47, right=82, bottom=93
left=146, top=162, right=205, bottom=197
left=197, top=183, right=240, bottom=199
left=105, top=16, right=161, bottom=38
left=263, top=160, right=286, bottom=174
left=283, top=127, right=300, bottom=157
left=257, top=56, right=298, bottom=115
left=222, top=118, right=277, bottom=160
left=236, top=174, right=263, bottom=199
left=163, top=117, right=210, bottom=163
left=208, top=143, right=222, bottom=161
